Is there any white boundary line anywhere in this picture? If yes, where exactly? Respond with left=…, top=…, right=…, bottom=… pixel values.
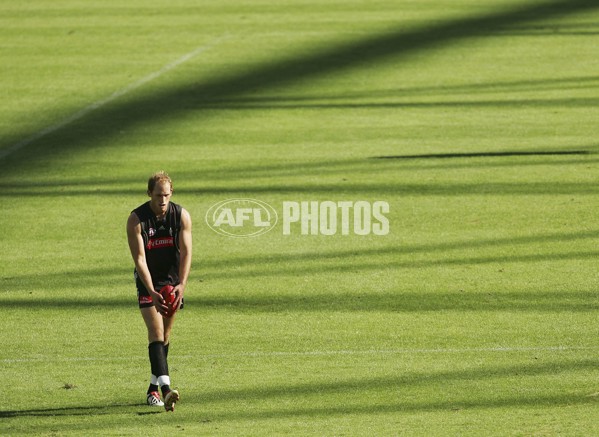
left=2, top=346, right=597, bottom=364
left=0, top=35, right=228, bottom=160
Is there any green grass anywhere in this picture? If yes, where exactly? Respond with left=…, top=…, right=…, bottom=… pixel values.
left=2, top=0, right=599, bottom=435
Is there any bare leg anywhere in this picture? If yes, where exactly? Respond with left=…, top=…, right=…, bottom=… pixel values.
left=163, top=311, right=177, bottom=346
left=140, top=306, right=165, bottom=343
left=140, top=307, right=169, bottom=392
left=140, top=306, right=179, bottom=411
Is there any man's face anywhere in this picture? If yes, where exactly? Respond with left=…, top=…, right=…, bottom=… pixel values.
left=148, top=181, right=172, bottom=216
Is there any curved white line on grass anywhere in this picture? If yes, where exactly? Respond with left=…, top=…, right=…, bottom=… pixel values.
left=2, top=346, right=597, bottom=363
left=0, top=35, right=229, bottom=160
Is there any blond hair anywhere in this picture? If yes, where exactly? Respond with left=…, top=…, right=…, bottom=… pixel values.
left=147, top=171, right=173, bottom=193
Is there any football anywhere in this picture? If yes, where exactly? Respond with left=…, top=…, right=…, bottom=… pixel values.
left=159, top=284, right=178, bottom=318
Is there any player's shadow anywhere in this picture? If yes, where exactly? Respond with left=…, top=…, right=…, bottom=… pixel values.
left=2, top=0, right=599, bottom=174
left=0, top=403, right=145, bottom=419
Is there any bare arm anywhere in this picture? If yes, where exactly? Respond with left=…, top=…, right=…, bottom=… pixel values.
left=126, top=212, right=167, bottom=313
left=173, top=208, right=192, bottom=309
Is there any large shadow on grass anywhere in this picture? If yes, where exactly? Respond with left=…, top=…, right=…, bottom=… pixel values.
left=3, top=230, right=598, bottom=312
left=202, top=392, right=596, bottom=421
left=190, top=358, right=599, bottom=420
left=2, top=0, right=598, bottom=173
left=2, top=359, right=596, bottom=421
left=194, top=96, right=599, bottom=111
left=7, top=181, right=599, bottom=197
left=3, top=146, right=597, bottom=196
left=4, top=159, right=599, bottom=196
left=208, top=75, right=599, bottom=105
left=2, top=288, right=597, bottom=313
left=373, top=150, right=590, bottom=159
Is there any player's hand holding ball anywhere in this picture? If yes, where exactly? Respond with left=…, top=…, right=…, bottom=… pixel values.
left=159, top=284, right=179, bottom=318
left=172, top=283, right=185, bottom=313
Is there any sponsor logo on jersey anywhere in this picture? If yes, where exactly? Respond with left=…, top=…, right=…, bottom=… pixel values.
left=139, top=296, right=153, bottom=305
left=146, top=236, right=174, bottom=250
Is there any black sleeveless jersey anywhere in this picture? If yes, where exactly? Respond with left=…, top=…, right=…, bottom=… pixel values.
left=132, top=201, right=182, bottom=286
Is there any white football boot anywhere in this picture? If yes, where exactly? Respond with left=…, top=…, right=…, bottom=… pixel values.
left=147, top=391, right=164, bottom=407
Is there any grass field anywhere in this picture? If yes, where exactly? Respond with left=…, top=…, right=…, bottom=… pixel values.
left=2, top=0, right=599, bottom=435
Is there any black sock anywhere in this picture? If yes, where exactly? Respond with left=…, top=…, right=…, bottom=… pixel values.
left=148, top=341, right=169, bottom=380
left=159, top=343, right=171, bottom=397
left=147, top=342, right=171, bottom=394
